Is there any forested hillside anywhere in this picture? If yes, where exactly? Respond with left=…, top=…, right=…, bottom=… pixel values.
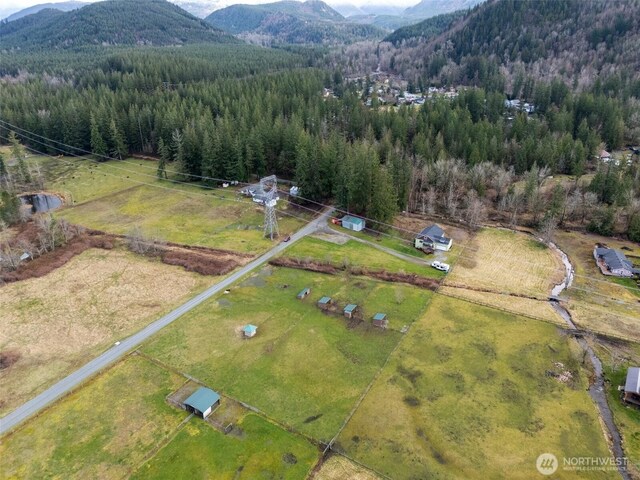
left=403, top=0, right=484, bottom=18
left=0, top=0, right=234, bottom=50
left=1, top=45, right=638, bottom=239
left=205, top=0, right=385, bottom=45
left=374, top=0, right=640, bottom=93
left=384, top=10, right=466, bottom=46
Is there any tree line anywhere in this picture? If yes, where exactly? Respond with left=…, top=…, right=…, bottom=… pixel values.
left=0, top=46, right=639, bottom=238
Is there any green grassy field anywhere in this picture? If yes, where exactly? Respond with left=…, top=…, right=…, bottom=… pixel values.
left=285, top=236, right=443, bottom=278
left=133, top=414, right=317, bottom=480
left=0, top=356, right=187, bottom=479
left=0, top=354, right=318, bottom=480
left=35, top=156, right=307, bottom=253
left=142, top=266, right=432, bottom=441
left=337, top=294, right=612, bottom=479
left=328, top=223, right=427, bottom=259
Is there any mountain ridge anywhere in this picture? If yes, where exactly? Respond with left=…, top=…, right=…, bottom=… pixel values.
left=0, top=0, right=236, bottom=50
left=205, top=0, right=385, bottom=44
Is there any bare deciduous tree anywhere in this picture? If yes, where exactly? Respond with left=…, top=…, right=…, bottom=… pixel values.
left=126, top=226, right=165, bottom=256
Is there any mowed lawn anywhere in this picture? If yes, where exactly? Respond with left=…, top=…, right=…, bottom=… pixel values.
left=0, top=356, right=188, bottom=479
left=442, top=227, right=564, bottom=323
left=39, top=156, right=306, bottom=254
left=142, top=266, right=432, bottom=441
left=555, top=230, right=640, bottom=342
left=133, top=414, right=317, bottom=480
left=0, top=248, right=209, bottom=416
left=284, top=235, right=443, bottom=278
left=337, top=295, right=612, bottom=479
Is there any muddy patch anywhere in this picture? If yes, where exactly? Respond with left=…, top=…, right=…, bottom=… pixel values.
left=0, top=349, right=21, bottom=370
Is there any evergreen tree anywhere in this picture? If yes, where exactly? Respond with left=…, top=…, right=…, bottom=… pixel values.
left=171, top=129, right=184, bottom=167
left=0, top=151, right=7, bottom=178
left=90, top=114, right=107, bottom=159
left=9, top=131, right=31, bottom=184
left=109, top=119, right=128, bottom=160
left=157, top=138, right=169, bottom=179
left=369, top=165, right=397, bottom=229
left=0, top=190, right=21, bottom=226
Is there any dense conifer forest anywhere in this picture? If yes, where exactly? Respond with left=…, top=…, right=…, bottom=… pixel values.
left=1, top=0, right=640, bottom=240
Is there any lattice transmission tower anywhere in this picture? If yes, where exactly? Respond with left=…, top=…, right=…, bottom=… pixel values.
left=260, top=175, right=279, bottom=240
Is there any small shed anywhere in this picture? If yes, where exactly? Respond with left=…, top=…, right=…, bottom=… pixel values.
left=243, top=324, right=258, bottom=338
left=184, top=387, right=221, bottom=418
left=341, top=215, right=365, bottom=232
left=344, top=304, right=358, bottom=319
left=372, top=313, right=388, bottom=329
left=624, top=367, right=640, bottom=406
left=318, top=296, right=332, bottom=308
left=297, top=287, right=311, bottom=299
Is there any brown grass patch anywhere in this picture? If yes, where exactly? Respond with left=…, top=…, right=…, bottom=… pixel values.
left=0, top=248, right=210, bottom=415
left=161, top=249, right=243, bottom=276
left=445, top=228, right=564, bottom=298
left=312, top=455, right=380, bottom=480
left=555, top=230, right=640, bottom=342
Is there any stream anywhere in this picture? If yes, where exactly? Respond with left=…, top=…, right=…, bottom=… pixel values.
left=548, top=242, right=630, bottom=480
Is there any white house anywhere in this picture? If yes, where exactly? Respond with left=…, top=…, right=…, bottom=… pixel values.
left=415, top=224, right=453, bottom=251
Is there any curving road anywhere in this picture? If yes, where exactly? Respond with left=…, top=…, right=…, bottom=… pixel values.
left=0, top=208, right=333, bottom=435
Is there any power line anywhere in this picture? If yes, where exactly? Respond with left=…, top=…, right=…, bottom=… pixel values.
left=0, top=135, right=316, bottom=229
left=0, top=119, right=429, bottom=239
left=4, top=123, right=639, bottom=301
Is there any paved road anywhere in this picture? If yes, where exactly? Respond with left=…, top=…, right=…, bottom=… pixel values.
left=0, top=208, right=333, bottom=435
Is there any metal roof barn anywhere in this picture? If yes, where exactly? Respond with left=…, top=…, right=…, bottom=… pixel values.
left=183, top=387, right=221, bottom=418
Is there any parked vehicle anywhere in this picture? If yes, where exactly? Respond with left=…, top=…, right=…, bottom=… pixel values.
left=431, top=261, right=450, bottom=272
left=283, top=235, right=291, bottom=242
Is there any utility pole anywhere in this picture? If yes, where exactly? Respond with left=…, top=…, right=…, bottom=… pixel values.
left=260, top=175, right=279, bottom=240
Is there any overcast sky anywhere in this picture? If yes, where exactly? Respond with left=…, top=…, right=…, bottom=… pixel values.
left=1, top=0, right=419, bottom=14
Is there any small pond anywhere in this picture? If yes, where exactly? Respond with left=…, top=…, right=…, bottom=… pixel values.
left=19, top=193, right=63, bottom=214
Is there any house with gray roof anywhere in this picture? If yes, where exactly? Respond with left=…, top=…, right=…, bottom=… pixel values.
left=624, top=367, right=640, bottom=406
left=594, top=247, right=639, bottom=277
left=415, top=224, right=453, bottom=251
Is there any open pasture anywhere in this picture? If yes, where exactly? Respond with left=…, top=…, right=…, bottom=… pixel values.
left=337, top=295, right=612, bottom=479
left=0, top=247, right=209, bottom=415
left=142, top=266, right=432, bottom=441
